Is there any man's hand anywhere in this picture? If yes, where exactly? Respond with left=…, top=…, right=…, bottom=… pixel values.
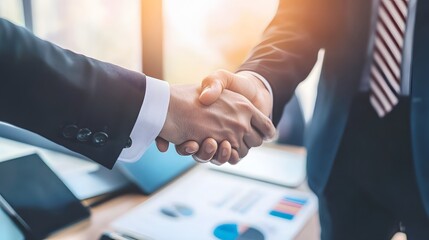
left=175, top=70, right=274, bottom=164
left=158, top=84, right=275, bottom=164
left=200, top=70, right=272, bottom=116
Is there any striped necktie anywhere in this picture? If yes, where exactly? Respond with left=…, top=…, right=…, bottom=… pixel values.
left=369, top=0, right=409, bottom=117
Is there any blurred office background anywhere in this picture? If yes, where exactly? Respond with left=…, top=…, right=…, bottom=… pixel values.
left=0, top=0, right=322, bottom=142
left=0, top=3, right=409, bottom=239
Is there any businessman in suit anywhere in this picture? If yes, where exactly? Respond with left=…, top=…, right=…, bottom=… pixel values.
left=183, top=0, right=429, bottom=238
left=0, top=18, right=276, bottom=169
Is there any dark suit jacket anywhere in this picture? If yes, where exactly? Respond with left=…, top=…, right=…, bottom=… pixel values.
left=239, top=0, right=429, bottom=214
left=0, top=19, right=146, bottom=169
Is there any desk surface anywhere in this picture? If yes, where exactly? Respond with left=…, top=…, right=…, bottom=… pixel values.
left=49, top=143, right=409, bottom=240
left=50, top=145, right=320, bottom=240
left=50, top=193, right=320, bottom=240
left=49, top=193, right=407, bottom=240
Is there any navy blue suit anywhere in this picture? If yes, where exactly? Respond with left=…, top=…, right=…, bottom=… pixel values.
left=0, top=19, right=146, bottom=169
left=239, top=0, right=429, bottom=238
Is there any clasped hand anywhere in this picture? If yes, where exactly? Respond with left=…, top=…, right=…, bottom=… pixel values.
left=157, top=70, right=275, bottom=165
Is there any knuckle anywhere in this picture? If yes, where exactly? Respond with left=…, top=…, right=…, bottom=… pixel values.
left=233, top=121, right=248, bottom=132
left=226, top=132, right=241, bottom=149
left=236, top=126, right=247, bottom=136
left=241, top=102, right=252, bottom=111
left=244, top=126, right=252, bottom=135
left=230, top=140, right=240, bottom=150
left=215, top=69, right=229, bottom=77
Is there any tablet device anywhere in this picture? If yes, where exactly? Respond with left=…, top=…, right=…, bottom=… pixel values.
left=117, top=143, right=196, bottom=194
left=211, top=145, right=307, bottom=188
left=0, top=153, right=90, bottom=239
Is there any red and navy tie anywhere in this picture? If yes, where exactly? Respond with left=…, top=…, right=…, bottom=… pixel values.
left=369, top=0, right=409, bottom=117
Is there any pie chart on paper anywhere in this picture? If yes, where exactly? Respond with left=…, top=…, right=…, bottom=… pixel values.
left=213, top=223, right=265, bottom=240
left=159, top=203, right=194, bottom=219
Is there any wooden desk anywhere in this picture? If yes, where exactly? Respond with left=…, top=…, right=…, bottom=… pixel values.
left=49, top=194, right=149, bottom=240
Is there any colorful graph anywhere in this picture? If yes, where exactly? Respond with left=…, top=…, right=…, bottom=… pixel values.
left=269, top=196, right=307, bottom=221
left=213, top=223, right=265, bottom=240
left=160, top=203, right=193, bottom=219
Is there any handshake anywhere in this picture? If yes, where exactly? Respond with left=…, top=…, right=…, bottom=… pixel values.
left=156, top=70, right=276, bottom=165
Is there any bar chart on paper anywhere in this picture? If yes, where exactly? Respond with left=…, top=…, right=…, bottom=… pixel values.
left=269, top=196, right=308, bottom=221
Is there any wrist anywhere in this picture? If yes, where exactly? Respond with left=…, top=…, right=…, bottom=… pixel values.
left=159, top=84, right=199, bottom=144
left=159, top=86, right=178, bottom=142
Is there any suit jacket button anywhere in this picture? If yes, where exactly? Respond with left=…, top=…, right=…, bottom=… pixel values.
left=92, top=132, right=108, bottom=146
left=76, top=128, right=92, bottom=142
left=125, top=138, right=132, bottom=148
left=62, top=124, right=79, bottom=139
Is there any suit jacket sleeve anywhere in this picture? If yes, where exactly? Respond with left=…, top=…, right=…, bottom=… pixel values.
left=237, top=0, right=328, bottom=125
left=0, top=19, right=146, bottom=169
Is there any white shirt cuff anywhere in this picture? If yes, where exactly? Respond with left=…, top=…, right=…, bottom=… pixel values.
left=118, top=76, right=170, bottom=162
left=238, top=71, right=274, bottom=118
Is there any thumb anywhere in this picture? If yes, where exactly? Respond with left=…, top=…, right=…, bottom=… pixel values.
left=155, top=137, right=169, bottom=152
left=199, top=75, right=227, bottom=106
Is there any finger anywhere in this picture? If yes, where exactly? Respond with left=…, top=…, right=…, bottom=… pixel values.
left=250, top=108, right=276, bottom=140
left=155, top=137, right=169, bottom=152
left=175, top=141, right=199, bottom=156
left=199, top=77, right=225, bottom=106
left=228, top=149, right=241, bottom=165
left=210, top=140, right=231, bottom=166
left=243, top=129, right=264, bottom=148
left=237, top=142, right=250, bottom=159
left=192, top=138, right=218, bottom=163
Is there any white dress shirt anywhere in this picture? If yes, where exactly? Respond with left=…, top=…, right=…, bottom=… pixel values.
left=118, top=76, right=170, bottom=162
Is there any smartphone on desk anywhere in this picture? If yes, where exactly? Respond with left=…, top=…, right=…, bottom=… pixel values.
left=0, top=153, right=90, bottom=239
